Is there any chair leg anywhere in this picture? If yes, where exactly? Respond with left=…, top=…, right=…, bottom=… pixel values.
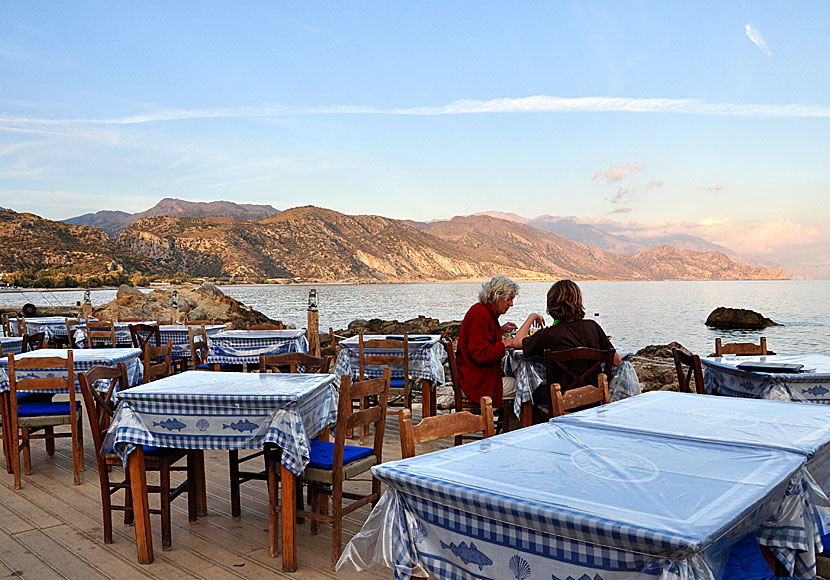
left=502, top=401, right=511, bottom=433
left=99, top=466, right=113, bottom=544
left=310, top=489, right=320, bottom=535
left=359, top=397, right=367, bottom=446
left=229, top=450, right=241, bottom=516
left=160, top=462, right=172, bottom=551
left=44, top=426, right=55, bottom=456
left=12, top=425, right=21, bottom=489
left=331, top=482, right=343, bottom=568
left=77, top=416, right=84, bottom=473
left=267, top=458, right=279, bottom=558
left=186, top=452, right=198, bottom=524
left=71, top=419, right=82, bottom=485
left=22, top=427, right=31, bottom=476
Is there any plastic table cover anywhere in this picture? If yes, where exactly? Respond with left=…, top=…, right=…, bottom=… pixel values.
left=107, top=371, right=337, bottom=476
left=0, top=348, right=144, bottom=393
left=0, top=336, right=23, bottom=355
left=339, top=421, right=804, bottom=580
left=206, top=329, right=308, bottom=365
left=74, top=320, right=158, bottom=346
left=334, top=335, right=446, bottom=387
left=701, top=355, right=830, bottom=404
left=503, top=348, right=641, bottom=419
left=10, top=316, right=74, bottom=340
left=556, top=391, right=830, bottom=576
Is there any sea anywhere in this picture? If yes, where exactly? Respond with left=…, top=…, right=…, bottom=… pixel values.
left=2, top=280, right=828, bottom=357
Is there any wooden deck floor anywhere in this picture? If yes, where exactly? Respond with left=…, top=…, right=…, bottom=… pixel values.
left=0, top=405, right=447, bottom=580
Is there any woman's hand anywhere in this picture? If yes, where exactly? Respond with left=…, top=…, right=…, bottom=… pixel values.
left=501, top=322, right=518, bottom=333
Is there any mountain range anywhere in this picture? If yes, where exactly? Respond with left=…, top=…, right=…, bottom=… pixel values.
left=0, top=198, right=788, bottom=283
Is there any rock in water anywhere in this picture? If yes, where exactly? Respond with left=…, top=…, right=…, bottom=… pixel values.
left=705, top=307, right=780, bottom=330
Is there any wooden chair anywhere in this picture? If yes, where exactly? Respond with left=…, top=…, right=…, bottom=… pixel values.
left=715, top=337, right=767, bottom=356
left=1, top=313, right=10, bottom=337
left=188, top=324, right=210, bottom=370
left=16, top=316, right=26, bottom=337
left=7, top=351, right=83, bottom=489
left=550, top=375, right=610, bottom=417
left=357, top=335, right=407, bottom=444
left=22, top=332, right=47, bottom=352
left=129, top=323, right=160, bottom=351
left=78, top=364, right=199, bottom=550
left=225, top=352, right=331, bottom=518
left=442, top=337, right=513, bottom=438
left=541, top=347, right=616, bottom=419
left=319, top=327, right=339, bottom=358
left=86, top=319, right=116, bottom=348
left=275, top=370, right=390, bottom=566
left=400, top=396, right=494, bottom=459
left=63, top=317, right=80, bottom=348
left=142, top=340, right=173, bottom=383
left=247, top=322, right=283, bottom=330
left=672, top=347, right=705, bottom=394
left=259, top=352, right=330, bottom=374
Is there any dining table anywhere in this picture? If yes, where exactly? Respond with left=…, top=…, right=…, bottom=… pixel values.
left=107, top=370, right=338, bottom=570
left=74, top=320, right=159, bottom=347
left=206, top=329, right=308, bottom=370
left=156, top=324, right=227, bottom=360
left=556, top=390, right=830, bottom=576
left=9, top=316, right=75, bottom=342
left=503, top=346, right=641, bottom=426
left=339, top=409, right=811, bottom=580
left=0, top=336, right=23, bottom=356
left=333, top=334, right=446, bottom=417
left=701, top=354, right=830, bottom=403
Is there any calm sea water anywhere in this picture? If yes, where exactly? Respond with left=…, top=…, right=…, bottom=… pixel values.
left=3, top=280, right=828, bottom=356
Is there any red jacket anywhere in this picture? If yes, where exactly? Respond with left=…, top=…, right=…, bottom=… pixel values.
left=456, top=301, right=506, bottom=407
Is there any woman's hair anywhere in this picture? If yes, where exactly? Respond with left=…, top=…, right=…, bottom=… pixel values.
left=478, top=274, right=519, bottom=304
left=546, top=279, right=585, bottom=321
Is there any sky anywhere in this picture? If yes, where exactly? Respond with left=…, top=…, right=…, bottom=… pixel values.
left=1, top=1, right=829, bottom=277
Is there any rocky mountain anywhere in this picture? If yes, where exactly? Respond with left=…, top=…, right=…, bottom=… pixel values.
left=115, top=207, right=787, bottom=282
left=0, top=209, right=164, bottom=278
left=64, top=198, right=280, bottom=237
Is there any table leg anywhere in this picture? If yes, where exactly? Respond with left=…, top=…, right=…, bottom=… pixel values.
left=421, top=380, right=432, bottom=418
left=193, top=450, right=207, bottom=517
left=281, top=464, right=297, bottom=572
left=128, top=445, right=154, bottom=564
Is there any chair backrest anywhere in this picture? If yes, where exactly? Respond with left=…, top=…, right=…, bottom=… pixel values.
left=87, top=319, right=116, bottom=348
left=400, top=396, right=494, bottom=458
left=672, top=347, right=705, bottom=394
left=16, top=315, right=26, bottom=336
left=247, top=322, right=283, bottom=330
left=358, top=335, right=409, bottom=382
left=129, top=323, right=160, bottom=350
left=8, top=351, right=75, bottom=403
left=78, top=363, right=129, bottom=456
left=64, top=317, right=79, bottom=348
left=715, top=337, right=767, bottom=356
left=143, top=340, right=173, bottom=383
left=319, top=327, right=339, bottom=358
left=1, top=313, right=10, bottom=337
left=188, top=324, right=209, bottom=369
left=22, top=332, right=47, bottom=352
left=333, top=370, right=390, bottom=465
left=259, top=352, right=330, bottom=374
left=543, top=347, right=616, bottom=393
left=441, top=337, right=472, bottom=411
left=550, top=374, right=610, bottom=417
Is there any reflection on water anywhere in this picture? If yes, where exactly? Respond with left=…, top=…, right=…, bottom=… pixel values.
left=2, top=280, right=828, bottom=355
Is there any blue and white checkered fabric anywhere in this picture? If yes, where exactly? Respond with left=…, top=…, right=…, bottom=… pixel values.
left=334, top=335, right=446, bottom=386
left=0, top=348, right=144, bottom=394
left=75, top=320, right=158, bottom=347
left=108, top=371, right=337, bottom=476
left=504, top=350, right=640, bottom=419
left=207, top=330, right=308, bottom=365
left=1, top=337, right=23, bottom=355
left=702, top=355, right=830, bottom=403
left=156, top=324, right=225, bottom=358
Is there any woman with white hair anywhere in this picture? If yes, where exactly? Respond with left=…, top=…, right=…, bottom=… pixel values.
left=456, top=274, right=545, bottom=410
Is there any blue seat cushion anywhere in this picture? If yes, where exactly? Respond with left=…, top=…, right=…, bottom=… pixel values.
left=722, top=534, right=807, bottom=580
left=102, top=440, right=179, bottom=457
left=16, top=402, right=80, bottom=417
left=16, top=393, right=54, bottom=404
left=196, top=363, right=232, bottom=370
left=306, top=439, right=374, bottom=470
left=390, top=378, right=407, bottom=388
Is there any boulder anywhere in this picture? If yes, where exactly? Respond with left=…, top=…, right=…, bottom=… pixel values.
left=631, top=342, right=687, bottom=393
left=339, top=316, right=461, bottom=341
left=116, top=284, right=144, bottom=299
left=200, top=281, right=225, bottom=298
left=705, top=307, right=780, bottom=330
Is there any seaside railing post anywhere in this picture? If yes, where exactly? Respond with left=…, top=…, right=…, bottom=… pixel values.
left=307, top=289, right=320, bottom=358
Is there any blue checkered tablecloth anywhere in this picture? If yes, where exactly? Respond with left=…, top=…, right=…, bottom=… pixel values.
left=206, top=329, right=308, bottom=365
left=74, top=320, right=159, bottom=347
left=1, top=337, right=23, bottom=356
left=334, top=335, right=446, bottom=388
left=558, top=390, right=830, bottom=577
left=702, top=354, right=830, bottom=403
left=108, top=371, right=337, bottom=476
left=0, top=348, right=144, bottom=393
left=10, top=316, right=75, bottom=341
left=339, top=421, right=807, bottom=580
left=156, top=324, right=226, bottom=358
left=503, top=348, right=640, bottom=419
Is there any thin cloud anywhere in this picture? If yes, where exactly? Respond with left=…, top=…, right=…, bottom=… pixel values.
left=610, top=207, right=632, bottom=214
left=745, top=24, right=773, bottom=56
left=644, top=179, right=664, bottom=191
left=593, top=162, right=646, bottom=183
left=610, top=186, right=632, bottom=204
left=3, top=94, right=830, bottom=137
left=699, top=184, right=726, bottom=192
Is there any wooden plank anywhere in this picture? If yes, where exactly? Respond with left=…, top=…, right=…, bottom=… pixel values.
left=0, top=527, right=68, bottom=579
left=14, top=527, right=110, bottom=580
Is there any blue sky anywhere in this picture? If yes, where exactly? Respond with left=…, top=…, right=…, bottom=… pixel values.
left=1, top=2, right=829, bottom=276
